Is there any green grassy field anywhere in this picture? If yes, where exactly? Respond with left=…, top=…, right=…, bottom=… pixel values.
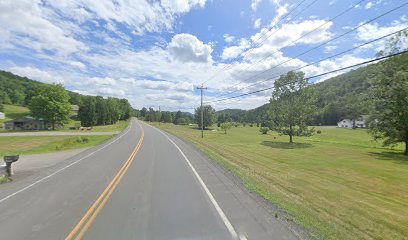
left=151, top=123, right=408, bottom=240
left=61, top=120, right=129, bottom=132
left=0, top=135, right=112, bottom=157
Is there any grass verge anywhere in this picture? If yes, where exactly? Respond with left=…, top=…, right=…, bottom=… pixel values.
left=151, top=123, right=408, bottom=240
left=0, top=135, right=113, bottom=157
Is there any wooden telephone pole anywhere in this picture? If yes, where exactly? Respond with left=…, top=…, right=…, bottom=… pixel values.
left=197, top=85, right=207, bottom=138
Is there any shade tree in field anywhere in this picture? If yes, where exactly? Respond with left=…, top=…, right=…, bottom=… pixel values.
left=194, top=105, right=215, bottom=129
left=220, top=122, right=232, bottom=134
left=369, top=30, right=408, bottom=155
left=29, top=84, right=72, bottom=130
left=269, top=71, right=316, bottom=143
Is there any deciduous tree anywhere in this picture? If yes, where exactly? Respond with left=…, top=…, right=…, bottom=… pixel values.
left=29, top=84, right=71, bottom=130
left=269, top=71, right=316, bottom=143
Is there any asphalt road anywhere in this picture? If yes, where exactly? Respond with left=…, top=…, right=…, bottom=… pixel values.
left=0, top=119, right=300, bottom=240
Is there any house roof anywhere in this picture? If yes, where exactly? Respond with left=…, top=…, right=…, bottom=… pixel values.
left=5, top=116, right=44, bottom=123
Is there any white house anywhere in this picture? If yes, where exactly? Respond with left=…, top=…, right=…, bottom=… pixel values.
left=0, top=112, right=5, bottom=119
left=337, top=115, right=368, bottom=128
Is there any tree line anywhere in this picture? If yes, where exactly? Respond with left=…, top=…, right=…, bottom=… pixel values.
left=0, top=71, right=134, bottom=128
left=78, top=96, right=132, bottom=127
left=137, top=107, right=194, bottom=125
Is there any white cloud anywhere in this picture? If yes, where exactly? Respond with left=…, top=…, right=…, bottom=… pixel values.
left=7, top=66, right=65, bottom=84
left=251, top=0, right=262, bottom=11
left=168, top=33, right=213, bottom=63
left=0, top=0, right=87, bottom=56
left=270, top=4, right=288, bottom=27
left=221, top=39, right=250, bottom=60
left=251, top=20, right=333, bottom=49
left=356, top=23, right=408, bottom=41
left=304, top=54, right=372, bottom=81
left=254, top=18, right=262, bottom=29
left=223, top=34, right=235, bottom=43
left=46, top=0, right=207, bottom=35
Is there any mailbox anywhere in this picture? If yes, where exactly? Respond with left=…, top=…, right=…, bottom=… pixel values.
left=4, top=155, right=19, bottom=164
left=3, top=155, right=19, bottom=177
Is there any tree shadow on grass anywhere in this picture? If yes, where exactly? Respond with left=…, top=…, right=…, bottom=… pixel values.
left=261, top=141, right=313, bottom=149
left=369, top=151, right=408, bottom=165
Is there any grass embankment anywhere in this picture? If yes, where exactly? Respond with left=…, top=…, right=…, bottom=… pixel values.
left=0, top=135, right=112, bottom=157
left=61, top=120, right=129, bottom=132
left=151, top=123, right=408, bottom=240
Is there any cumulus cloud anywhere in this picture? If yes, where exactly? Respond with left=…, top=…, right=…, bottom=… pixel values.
left=356, top=22, right=408, bottom=41
left=7, top=66, right=64, bottom=84
left=223, top=34, right=235, bottom=43
left=251, top=0, right=262, bottom=11
left=252, top=20, right=333, bottom=49
left=254, top=18, right=262, bottom=29
left=0, top=0, right=87, bottom=56
left=221, top=39, right=251, bottom=60
left=270, top=4, right=288, bottom=27
left=168, top=33, right=213, bottom=63
left=47, top=0, right=207, bottom=35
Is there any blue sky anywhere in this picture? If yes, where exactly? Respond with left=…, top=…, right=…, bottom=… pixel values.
left=0, top=0, right=407, bottom=111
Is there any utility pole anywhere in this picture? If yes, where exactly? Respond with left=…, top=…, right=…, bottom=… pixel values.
left=159, top=106, right=161, bottom=125
left=197, top=84, right=207, bottom=138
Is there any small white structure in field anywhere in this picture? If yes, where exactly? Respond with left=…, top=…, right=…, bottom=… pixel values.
left=337, top=115, right=368, bottom=128
left=0, top=112, right=5, bottom=119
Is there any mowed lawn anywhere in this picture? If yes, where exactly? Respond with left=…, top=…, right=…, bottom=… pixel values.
left=152, top=123, right=408, bottom=240
left=0, top=135, right=112, bottom=157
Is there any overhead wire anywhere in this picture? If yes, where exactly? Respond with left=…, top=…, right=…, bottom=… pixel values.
left=201, top=0, right=319, bottom=84
left=209, top=1, right=408, bottom=100
left=202, top=0, right=367, bottom=85
left=204, top=50, right=408, bottom=104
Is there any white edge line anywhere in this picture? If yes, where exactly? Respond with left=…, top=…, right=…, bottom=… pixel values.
left=0, top=120, right=134, bottom=204
left=150, top=124, right=241, bottom=240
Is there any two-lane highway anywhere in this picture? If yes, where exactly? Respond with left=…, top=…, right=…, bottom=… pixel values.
left=0, top=119, right=300, bottom=240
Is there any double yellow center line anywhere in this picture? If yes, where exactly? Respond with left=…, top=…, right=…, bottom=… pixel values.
left=66, top=123, right=145, bottom=240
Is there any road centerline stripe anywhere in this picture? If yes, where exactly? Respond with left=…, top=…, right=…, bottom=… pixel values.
left=65, top=121, right=144, bottom=240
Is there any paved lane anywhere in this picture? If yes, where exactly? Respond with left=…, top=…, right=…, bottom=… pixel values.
left=0, top=119, right=142, bottom=240
left=0, top=119, right=301, bottom=240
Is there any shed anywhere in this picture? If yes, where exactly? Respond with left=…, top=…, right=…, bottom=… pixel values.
left=4, top=117, right=46, bottom=131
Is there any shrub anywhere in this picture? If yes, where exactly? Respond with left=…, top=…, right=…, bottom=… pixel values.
left=256, top=122, right=260, bottom=127
left=259, top=127, right=269, bottom=134
left=249, top=123, right=253, bottom=127
left=317, top=130, right=322, bottom=134
left=242, top=122, right=247, bottom=127
left=217, top=122, right=221, bottom=127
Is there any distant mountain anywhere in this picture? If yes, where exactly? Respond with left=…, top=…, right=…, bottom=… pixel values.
left=214, top=53, right=408, bottom=125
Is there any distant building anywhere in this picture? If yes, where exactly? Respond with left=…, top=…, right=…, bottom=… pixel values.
left=337, top=115, right=369, bottom=128
left=4, top=117, right=46, bottom=131
left=71, top=105, right=79, bottom=117
left=0, top=112, right=4, bottom=119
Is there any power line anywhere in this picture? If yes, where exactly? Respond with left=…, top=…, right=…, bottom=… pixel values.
left=204, top=50, right=408, bottom=104
left=201, top=0, right=319, bottom=85
left=211, top=25, right=408, bottom=100
left=202, top=0, right=367, bottom=85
